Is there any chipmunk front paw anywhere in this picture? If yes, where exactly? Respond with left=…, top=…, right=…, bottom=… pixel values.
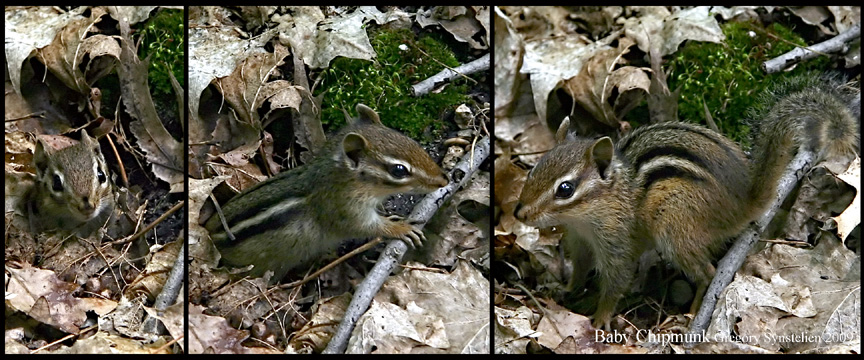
left=385, top=215, right=426, bottom=248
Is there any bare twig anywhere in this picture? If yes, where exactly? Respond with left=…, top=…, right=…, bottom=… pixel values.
left=142, top=244, right=186, bottom=335
left=109, top=201, right=184, bottom=246
left=107, top=132, right=129, bottom=187
left=280, top=237, right=385, bottom=290
left=412, top=53, right=489, bottom=96
left=31, top=325, right=97, bottom=353
left=762, top=22, right=860, bottom=73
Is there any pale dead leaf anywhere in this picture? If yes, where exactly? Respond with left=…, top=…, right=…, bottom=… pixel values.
left=49, top=332, right=172, bottom=354
left=493, top=7, right=525, bottom=118
left=714, top=233, right=859, bottom=352
left=106, top=6, right=157, bottom=25
left=355, top=261, right=490, bottom=354
left=417, top=6, right=488, bottom=50
left=423, top=171, right=489, bottom=267
left=493, top=306, right=537, bottom=354
left=833, top=157, right=860, bottom=242
left=143, top=301, right=186, bottom=351
left=4, top=6, right=87, bottom=94
left=788, top=6, right=834, bottom=35
left=827, top=6, right=861, bottom=34
left=290, top=293, right=352, bottom=353
left=189, top=304, right=259, bottom=354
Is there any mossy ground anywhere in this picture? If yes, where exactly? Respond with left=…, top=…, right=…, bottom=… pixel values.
left=624, top=19, right=832, bottom=147
left=138, top=8, right=185, bottom=100
left=315, top=27, right=473, bottom=142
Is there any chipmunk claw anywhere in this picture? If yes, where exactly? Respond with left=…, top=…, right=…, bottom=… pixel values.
left=402, top=223, right=426, bottom=248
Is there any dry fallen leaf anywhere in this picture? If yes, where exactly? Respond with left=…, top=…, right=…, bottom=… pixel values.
left=715, top=232, right=859, bottom=353
left=117, top=14, right=184, bottom=189
left=189, top=304, right=268, bottom=354
left=351, top=261, right=489, bottom=354
left=290, top=293, right=352, bottom=353
left=4, top=7, right=87, bottom=95
left=833, top=157, right=861, bottom=242
left=6, top=265, right=89, bottom=334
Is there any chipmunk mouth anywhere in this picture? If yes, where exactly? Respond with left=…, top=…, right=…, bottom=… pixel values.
left=76, top=198, right=97, bottom=217
left=515, top=206, right=557, bottom=228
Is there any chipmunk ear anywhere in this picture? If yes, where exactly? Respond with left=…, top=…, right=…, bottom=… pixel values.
left=34, top=139, right=51, bottom=174
left=342, top=132, right=369, bottom=169
left=79, top=130, right=99, bottom=153
left=590, top=137, right=614, bottom=179
left=354, top=104, right=381, bottom=125
left=555, top=117, right=572, bottom=144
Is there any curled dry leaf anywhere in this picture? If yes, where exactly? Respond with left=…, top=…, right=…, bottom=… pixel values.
left=493, top=306, right=536, bottom=354
left=833, top=157, right=860, bottom=242
left=37, top=7, right=119, bottom=95
left=560, top=37, right=648, bottom=129
left=216, top=43, right=295, bottom=125
left=187, top=23, right=276, bottom=125
left=5, top=6, right=87, bottom=95
left=117, top=15, right=183, bottom=189
left=417, top=6, right=489, bottom=50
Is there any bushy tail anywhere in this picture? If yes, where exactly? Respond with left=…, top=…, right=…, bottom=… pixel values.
left=748, top=72, right=860, bottom=208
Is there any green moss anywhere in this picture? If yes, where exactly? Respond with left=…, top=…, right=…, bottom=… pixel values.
left=138, top=9, right=184, bottom=98
left=662, top=19, right=831, bottom=147
left=316, top=27, right=471, bottom=141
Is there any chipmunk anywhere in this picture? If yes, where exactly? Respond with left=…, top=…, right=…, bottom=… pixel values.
left=206, top=104, right=449, bottom=282
left=514, top=73, right=860, bottom=330
left=30, top=130, right=115, bottom=237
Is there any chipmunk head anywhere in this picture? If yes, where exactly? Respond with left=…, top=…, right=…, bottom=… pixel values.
left=34, top=131, right=112, bottom=222
left=514, top=117, right=618, bottom=228
left=337, top=104, right=448, bottom=198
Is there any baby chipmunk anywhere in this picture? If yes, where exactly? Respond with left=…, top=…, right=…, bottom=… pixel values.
left=206, top=104, right=449, bottom=282
left=30, top=130, right=115, bottom=237
left=515, top=74, right=859, bottom=330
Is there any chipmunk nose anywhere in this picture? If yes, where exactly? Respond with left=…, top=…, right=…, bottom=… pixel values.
left=513, top=202, right=524, bottom=220
left=80, top=196, right=95, bottom=214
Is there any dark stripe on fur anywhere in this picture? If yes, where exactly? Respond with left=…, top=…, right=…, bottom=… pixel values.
left=633, top=146, right=709, bottom=175
left=230, top=206, right=303, bottom=241
left=641, top=165, right=706, bottom=189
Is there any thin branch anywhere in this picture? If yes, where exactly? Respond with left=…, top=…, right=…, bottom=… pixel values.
left=412, top=53, right=489, bottom=96
left=762, top=22, right=860, bottom=74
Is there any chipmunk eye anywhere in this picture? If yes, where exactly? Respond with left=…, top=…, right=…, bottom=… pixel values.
left=389, top=164, right=410, bottom=179
left=97, top=168, right=106, bottom=184
left=52, top=174, right=63, bottom=192
left=555, top=181, right=575, bottom=199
